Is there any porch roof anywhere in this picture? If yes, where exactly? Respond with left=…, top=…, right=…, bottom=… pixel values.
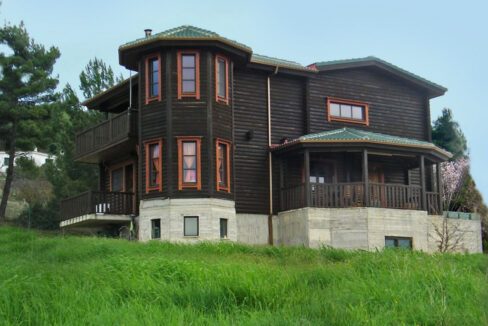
left=271, top=128, right=452, bottom=160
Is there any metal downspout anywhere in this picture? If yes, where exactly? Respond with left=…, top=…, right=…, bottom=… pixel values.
left=267, top=66, right=279, bottom=245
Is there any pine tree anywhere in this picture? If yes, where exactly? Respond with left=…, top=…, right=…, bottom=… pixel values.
left=432, top=108, right=467, bottom=160
left=0, top=22, right=60, bottom=221
left=79, top=57, right=118, bottom=99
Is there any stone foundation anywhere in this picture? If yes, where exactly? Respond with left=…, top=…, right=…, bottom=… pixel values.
left=275, top=207, right=482, bottom=253
left=138, top=198, right=237, bottom=242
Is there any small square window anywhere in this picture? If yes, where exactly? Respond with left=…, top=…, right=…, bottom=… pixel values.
left=385, top=236, right=412, bottom=249
left=151, top=219, right=161, bottom=239
left=184, top=216, right=199, bottom=236
left=220, top=218, right=228, bottom=239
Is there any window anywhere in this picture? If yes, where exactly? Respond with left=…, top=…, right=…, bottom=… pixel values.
left=327, top=97, right=369, bottom=125
left=144, top=139, right=163, bottom=193
left=310, top=161, right=336, bottom=184
left=184, top=216, right=199, bottom=236
left=220, top=218, right=228, bottom=239
left=3, top=157, right=9, bottom=166
left=111, top=168, right=123, bottom=192
left=385, top=237, right=412, bottom=249
left=145, top=54, right=161, bottom=104
left=216, top=139, right=231, bottom=192
left=215, top=55, right=229, bottom=104
left=177, top=137, right=201, bottom=190
left=151, top=219, right=161, bottom=239
left=177, top=51, right=200, bottom=99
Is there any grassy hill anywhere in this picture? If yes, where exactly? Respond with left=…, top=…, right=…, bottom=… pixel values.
left=0, top=227, right=487, bottom=325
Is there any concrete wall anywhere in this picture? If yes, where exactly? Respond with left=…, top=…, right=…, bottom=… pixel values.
left=276, top=207, right=483, bottom=253
left=235, top=214, right=270, bottom=245
left=138, top=198, right=237, bottom=242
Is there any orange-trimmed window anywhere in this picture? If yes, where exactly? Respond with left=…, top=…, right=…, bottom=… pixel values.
left=177, top=50, right=200, bottom=99
left=145, top=54, right=161, bottom=104
left=177, top=137, right=202, bottom=190
left=145, top=139, right=163, bottom=193
left=215, top=55, right=229, bottom=104
left=216, top=139, right=231, bottom=192
left=327, top=97, right=369, bottom=125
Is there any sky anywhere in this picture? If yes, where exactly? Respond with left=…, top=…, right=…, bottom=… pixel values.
left=3, top=0, right=488, bottom=200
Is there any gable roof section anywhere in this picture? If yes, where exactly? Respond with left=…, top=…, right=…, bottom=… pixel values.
left=120, top=25, right=252, bottom=54
left=310, top=56, right=447, bottom=98
left=272, top=127, right=452, bottom=159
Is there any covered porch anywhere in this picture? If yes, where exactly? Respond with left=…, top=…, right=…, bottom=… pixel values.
left=273, top=128, right=452, bottom=215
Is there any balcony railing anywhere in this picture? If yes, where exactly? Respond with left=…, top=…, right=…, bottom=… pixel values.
left=280, top=182, right=441, bottom=215
left=74, top=110, right=137, bottom=159
left=60, top=191, right=135, bottom=221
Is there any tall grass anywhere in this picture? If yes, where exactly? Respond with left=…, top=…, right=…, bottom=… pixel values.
left=0, top=227, right=487, bottom=325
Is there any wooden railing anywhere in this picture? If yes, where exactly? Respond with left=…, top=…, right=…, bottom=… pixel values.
left=60, top=191, right=135, bottom=221
left=369, top=183, right=421, bottom=210
left=75, top=110, right=137, bottom=158
left=280, top=182, right=440, bottom=214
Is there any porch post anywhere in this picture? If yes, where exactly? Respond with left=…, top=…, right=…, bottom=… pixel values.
left=304, top=150, right=311, bottom=207
left=362, top=149, right=369, bottom=206
left=419, top=155, right=426, bottom=211
left=279, top=157, right=284, bottom=211
left=436, top=162, right=443, bottom=213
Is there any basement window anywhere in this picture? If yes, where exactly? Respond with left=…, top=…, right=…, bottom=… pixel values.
left=220, top=218, right=228, bottom=239
left=385, top=236, right=412, bottom=249
left=151, top=219, right=161, bottom=239
left=184, top=216, right=199, bottom=237
left=327, top=97, right=369, bottom=125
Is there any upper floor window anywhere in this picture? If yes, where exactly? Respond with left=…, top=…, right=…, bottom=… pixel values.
left=145, top=139, right=163, bottom=193
left=216, top=139, right=231, bottom=192
left=215, top=55, right=229, bottom=104
left=111, top=167, right=123, bottom=192
left=327, top=97, right=369, bottom=125
left=177, top=51, right=200, bottom=100
left=145, top=54, right=161, bottom=104
left=177, top=137, right=201, bottom=190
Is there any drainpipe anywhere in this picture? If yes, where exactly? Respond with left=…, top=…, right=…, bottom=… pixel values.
left=267, top=66, right=279, bottom=245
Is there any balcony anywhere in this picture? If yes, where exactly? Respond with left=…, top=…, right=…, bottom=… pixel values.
left=280, top=182, right=441, bottom=215
left=74, top=110, right=137, bottom=163
left=60, top=191, right=136, bottom=227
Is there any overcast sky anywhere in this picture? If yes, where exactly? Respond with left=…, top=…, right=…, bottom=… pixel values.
left=3, top=0, right=488, bottom=200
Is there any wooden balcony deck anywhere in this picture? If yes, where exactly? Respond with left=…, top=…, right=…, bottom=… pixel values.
left=60, top=191, right=136, bottom=223
left=74, top=110, right=137, bottom=161
left=280, top=182, right=441, bottom=215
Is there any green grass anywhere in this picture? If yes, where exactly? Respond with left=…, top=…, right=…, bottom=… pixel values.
left=0, top=227, right=487, bottom=325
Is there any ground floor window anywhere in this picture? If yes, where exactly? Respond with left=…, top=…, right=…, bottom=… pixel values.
left=220, top=218, right=228, bottom=239
left=184, top=216, right=199, bottom=236
left=385, top=236, right=412, bottom=249
left=151, top=219, right=161, bottom=239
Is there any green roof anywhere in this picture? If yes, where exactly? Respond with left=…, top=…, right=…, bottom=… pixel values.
left=313, top=56, right=447, bottom=96
left=119, top=25, right=252, bottom=53
left=250, top=53, right=315, bottom=72
left=273, top=127, right=452, bottom=158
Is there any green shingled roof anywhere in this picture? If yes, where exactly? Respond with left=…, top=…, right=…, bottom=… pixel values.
left=273, top=127, right=452, bottom=158
left=119, top=25, right=252, bottom=53
left=313, top=56, right=447, bottom=94
left=250, top=53, right=315, bottom=72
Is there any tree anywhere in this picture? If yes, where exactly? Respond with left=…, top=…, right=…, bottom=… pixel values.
left=441, top=158, right=469, bottom=211
left=0, top=22, right=60, bottom=222
left=432, top=108, right=467, bottom=160
left=79, top=57, right=122, bottom=99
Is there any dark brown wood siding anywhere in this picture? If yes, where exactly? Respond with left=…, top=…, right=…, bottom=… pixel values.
left=308, top=67, right=430, bottom=140
left=234, top=69, right=269, bottom=214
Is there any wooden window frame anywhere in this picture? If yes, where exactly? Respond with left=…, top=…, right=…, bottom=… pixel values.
left=177, top=136, right=202, bottom=190
left=108, top=160, right=136, bottom=192
left=177, top=50, right=200, bottom=100
left=184, top=216, right=199, bottom=237
left=326, top=97, right=369, bottom=126
left=215, top=54, right=229, bottom=104
left=145, top=54, right=162, bottom=104
left=215, top=138, right=231, bottom=192
left=144, top=139, right=163, bottom=193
